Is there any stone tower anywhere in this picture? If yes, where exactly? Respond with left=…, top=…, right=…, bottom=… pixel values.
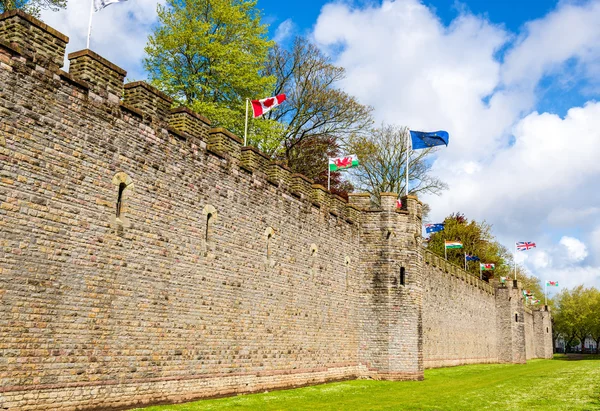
left=350, top=193, right=424, bottom=380
left=496, top=280, right=527, bottom=363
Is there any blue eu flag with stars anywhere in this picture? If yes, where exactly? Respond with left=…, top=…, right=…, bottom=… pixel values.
left=410, top=130, right=449, bottom=150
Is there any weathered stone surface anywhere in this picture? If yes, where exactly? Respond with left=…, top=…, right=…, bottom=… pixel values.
left=0, top=11, right=553, bottom=411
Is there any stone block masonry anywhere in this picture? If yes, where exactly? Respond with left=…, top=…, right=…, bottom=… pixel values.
left=0, top=10, right=553, bottom=410
left=422, top=250, right=498, bottom=368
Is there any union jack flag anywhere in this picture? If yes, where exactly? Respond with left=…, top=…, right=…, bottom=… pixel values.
left=516, top=241, right=536, bottom=251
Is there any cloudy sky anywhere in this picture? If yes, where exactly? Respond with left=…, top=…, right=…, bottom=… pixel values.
left=41, top=0, right=600, bottom=292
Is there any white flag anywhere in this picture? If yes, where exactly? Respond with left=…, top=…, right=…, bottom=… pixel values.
left=94, top=0, right=128, bottom=12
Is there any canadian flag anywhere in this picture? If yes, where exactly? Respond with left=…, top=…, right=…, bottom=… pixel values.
left=251, top=94, right=286, bottom=118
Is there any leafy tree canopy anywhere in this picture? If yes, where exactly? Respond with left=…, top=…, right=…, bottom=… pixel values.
left=427, top=212, right=543, bottom=302
left=552, top=286, right=600, bottom=353
left=0, top=0, right=66, bottom=17
left=348, top=124, right=447, bottom=206
left=144, top=0, right=279, bottom=144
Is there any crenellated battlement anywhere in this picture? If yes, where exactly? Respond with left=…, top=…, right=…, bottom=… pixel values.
left=422, top=249, right=494, bottom=294
left=0, top=9, right=67, bottom=69
left=0, top=9, right=376, bottom=227
left=0, top=11, right=552, bottom=411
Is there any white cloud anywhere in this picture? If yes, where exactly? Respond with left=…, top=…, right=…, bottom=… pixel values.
left=531, top=250, right=551, bottom=270
left=559, top=236, right=588, bottom=262
left=589, top=225, right=600, bottom=267
left=273, top=18, right=296, bottom=44
left=547, top=206, right=600, bottom=226
left=314, top=0, right=600, bottom=289
left=41, top=0, right=163, bottom=80
left=501, top=0, right=600, bottom=90
left=542, top=266, right=600, bottom=292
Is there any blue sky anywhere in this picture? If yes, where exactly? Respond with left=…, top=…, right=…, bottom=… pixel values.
left=260, top=0, right=560, bottom=34
left=260, top=0, right=586, bottom=118
left=41, top=0, right=600, bottom=292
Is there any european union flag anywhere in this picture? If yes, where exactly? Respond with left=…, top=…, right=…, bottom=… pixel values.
left=410, top=130, right=449, bottom=150
left=425, top=223, right=445, bottom=234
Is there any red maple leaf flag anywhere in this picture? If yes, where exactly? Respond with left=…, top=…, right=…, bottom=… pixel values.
left=251, top=94, right=286, bottom=118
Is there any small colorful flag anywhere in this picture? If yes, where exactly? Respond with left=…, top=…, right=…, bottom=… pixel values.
left=94, top=0, right=128, bottom=12
left=465, top=254, right=480, bottom=261
left=445, top=241, right=463, bottom=249
left=251, top=94, right=286, bottom=118
left=523, top=290, right=533, bottom=297
left=396, top=199, right=402, bottom=208
left=516, top=241, right=536, bottom=251
left=500, top=276, right=507, bottom=284
left=409, top=130, right=450, bottom=150
left=328, top=155, right=359, bottom=171
left=530, top=299, right=540, bottom=305
left=546, top=281, right=559, bottom=287
left=480, top=263, right=495, bottom=271
left=425, top=223, right=445, bottom=234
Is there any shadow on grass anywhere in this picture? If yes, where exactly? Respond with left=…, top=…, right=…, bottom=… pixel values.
left=553, top=354, right=600, bottom=361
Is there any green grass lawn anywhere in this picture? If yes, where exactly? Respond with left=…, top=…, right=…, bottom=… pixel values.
left=133, top=356, right=600, bottom=411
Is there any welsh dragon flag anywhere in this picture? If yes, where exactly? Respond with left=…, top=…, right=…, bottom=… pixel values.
left=546, top=281, right=559, bottom=287
left=251, top=94, right=286, bottom=117
left=329, top=155, right=359, bottom=171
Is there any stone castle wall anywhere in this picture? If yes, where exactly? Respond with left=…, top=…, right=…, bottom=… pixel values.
left=422, top=251, right=498, bottom=368
left=0, top=10, right=553, bottom=411
left=525, top=308, right=535, bottom=360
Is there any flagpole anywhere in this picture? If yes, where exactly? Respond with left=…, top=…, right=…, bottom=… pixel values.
left=327, top=164, right=331, bottom=191
left=479, top=263, right=482, bottom=280
left=244, top=98, right=249, bottom=146
left=406, top=129, right=410, bottom=196
left=87, top=0, right=95, bottom=49
left=464, top=253, right=467, bottom=271
left=514, top=241, right=517, bottom=280
left=444, top=243, right=447, bottom=260
left=545, top=281, right=547, bottom=306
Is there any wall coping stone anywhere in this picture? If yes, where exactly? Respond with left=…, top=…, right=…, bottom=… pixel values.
left=171, top=106, right=211, bottom=125
left=68, top=49, right=127, bottom=76
left=0, top=9, right=69, bottom=42
left=209, top=127, right=242, bottom=144
left=0, top=38, right=21, bottom=55
left=57, top=70, right=89, bottom=90
left=333, top=194, right=348, bottom=203
left=124, top=81, right=173, bottom=103
left=291, top=173, right=313, bottom=184
left=119, top=102, right=144, bottom=118
left=241, top=146, right=270, bottom=160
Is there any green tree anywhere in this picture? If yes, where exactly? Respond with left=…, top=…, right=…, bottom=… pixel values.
left=264, top=37, right=373, bottom=167
left=144, top=0, right=279, bottom=144
left=515, top=266, right=544, bottom=307
left=589, top=288, right=600, bottom=353
left=286, top=134, right=354, bottom=199
left=0, top=0, right=66, bottom=17
left=348, top=124, right=446, bottom=206
left=427, top=213, right=508, bottom=279
left=552, top=289, right=579, bottom=352
left=552, top=286, right=600, bottom=353
left=571, top=286, right=596, bottom=353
